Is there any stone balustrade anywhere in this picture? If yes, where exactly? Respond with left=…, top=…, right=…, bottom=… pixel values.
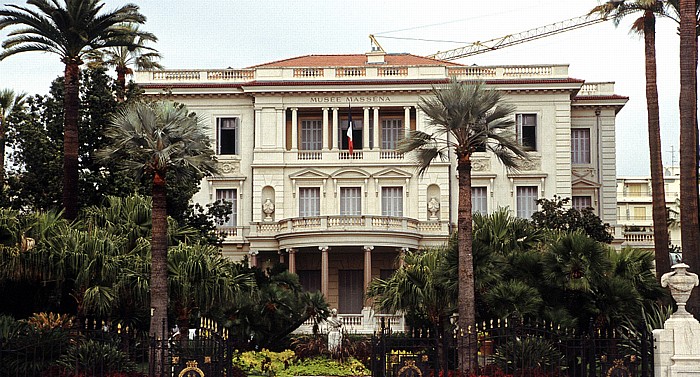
left=135, top=64, right=571, bottom=84
left=294, top=309, right=405, bottom=335
left=251, top=215, right=449, bottom=236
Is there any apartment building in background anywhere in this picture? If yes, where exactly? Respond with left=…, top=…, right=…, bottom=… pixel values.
left=135, top=49, right=627, bottom=332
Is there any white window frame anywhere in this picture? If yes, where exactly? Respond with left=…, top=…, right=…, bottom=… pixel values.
left=340, top=187, right=362, bottom=216
left=217, top=117, right=239, bottom=155
left=300, top=119, right=323, bottom=151
left=516, top=113, right=537, bottom=151
left=299, top=187, right=321, bottom=217
left=216, top=189, right=237, bottom=227
left=381, top=118, right=403, bottom=150
left=381, top=186, right=404, bottom=217
left=516, top=186, right=539, bottom=219
left=471, top=187, right=488, bottom=215
left=572, top=196, right=592, bottom=211
left=571, top=128, right=591, bottom=164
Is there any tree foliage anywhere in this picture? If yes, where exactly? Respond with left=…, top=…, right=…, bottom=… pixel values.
left=530, top=196, right=614, bottom=243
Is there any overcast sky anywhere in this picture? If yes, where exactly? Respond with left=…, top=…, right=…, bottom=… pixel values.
left=0, top=0, right=687, bottom=176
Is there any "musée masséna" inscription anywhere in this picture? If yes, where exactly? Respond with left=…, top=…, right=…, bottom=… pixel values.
left=309, top=96, right=391, bottom=103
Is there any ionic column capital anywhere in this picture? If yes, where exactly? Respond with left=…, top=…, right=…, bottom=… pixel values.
left=363, top=245, right=374, bottom=252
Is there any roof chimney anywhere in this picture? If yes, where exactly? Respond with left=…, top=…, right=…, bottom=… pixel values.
left=366, top=50, right=386, bottom=64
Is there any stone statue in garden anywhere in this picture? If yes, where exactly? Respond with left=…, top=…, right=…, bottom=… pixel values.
left=327, top=308, right=343, bottom=352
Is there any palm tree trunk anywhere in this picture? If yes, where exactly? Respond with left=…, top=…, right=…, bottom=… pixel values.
left=116, top=66, right=127, bottom=103
left=62, top=61, right=80, bottom=220
left=643, top=12, right=671, bottom=278
left=0, top=112, right=6, bottom=189
left=456, top=156, right=477, bottom=374
left=150, top=172, right=169, bottom=372
left=679, top=0, right=700, bottom=318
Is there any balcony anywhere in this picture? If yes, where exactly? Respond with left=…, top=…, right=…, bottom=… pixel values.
left=294, top=309, right=406, bottom=335
left=283, top=149, right=407, bottom=163
left=249, top=215, right=450, bottom=249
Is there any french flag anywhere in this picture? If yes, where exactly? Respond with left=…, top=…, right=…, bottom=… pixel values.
left=347, top=106, right=354, bottom=154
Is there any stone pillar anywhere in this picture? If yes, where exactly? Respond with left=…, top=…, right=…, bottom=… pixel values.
left=254, top=109, right=262, bottom=148
left=332, top=108, right=339, bottom=150
left=373, top=107, right=380, bottom=149
left=287, top=248, right=296, bottom=274
left=364, top=246, right=374, bottom=306
left=404, top=106, right=412, bottom=138
left=363, top=107, right=370, bottom=150
left=248, top=250, right=259, bottom=268
left=322, top=107, right=329, bottom=150
left=654, top=263, right=700, bottom=377
left=320, top=246, right=329, bottom=298
left=291, top=107, right=298, bottom=150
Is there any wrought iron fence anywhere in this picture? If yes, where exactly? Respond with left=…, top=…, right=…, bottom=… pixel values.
left=371, top=318, right=653, bottom=377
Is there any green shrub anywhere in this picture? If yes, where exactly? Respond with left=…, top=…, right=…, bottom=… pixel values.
left=57, top=339, right=137, bottom=374
left=278, top=356, right=370, bottom=377
left=492, top=337, right=565, bottom=372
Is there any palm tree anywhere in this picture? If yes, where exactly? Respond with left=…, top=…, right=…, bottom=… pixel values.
left=678, top=0, right=700, bottom=318
left=590, top=0, right=672, bottom=277
left=0, top=89, right=26, bottom=187
left=98, top=101, right=218, bottom=343
left=0, top=0, right=151, bottom=220
left=168, top=243, right=253, bottom=341
left=398, top=80, right=527, bottom=373
left=86, top=23, right=162, bottom=101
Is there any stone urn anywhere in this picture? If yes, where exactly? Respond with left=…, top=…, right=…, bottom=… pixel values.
left=661, top=263, right=700, bottom=317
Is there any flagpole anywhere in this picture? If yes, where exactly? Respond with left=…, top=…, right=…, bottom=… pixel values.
left=347, top=104, right=354, bottom=155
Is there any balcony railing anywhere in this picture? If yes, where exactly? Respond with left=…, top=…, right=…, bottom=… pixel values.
left=294, top=309, right=405, bottom=334
left=623, top=231, right=654, bottom=244
left=251, top=215, right=449, bottom=236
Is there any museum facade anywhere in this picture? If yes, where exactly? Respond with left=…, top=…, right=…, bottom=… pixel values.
left=135, top=50, right=627, bottom=332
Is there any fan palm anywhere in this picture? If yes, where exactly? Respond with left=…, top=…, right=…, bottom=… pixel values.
left=0, top=89, right=26, bottom=187
left=591, top=0, right=673, bottom=277
left=0, top=0, right=151, bottom=219
left=86, top=23, right=162, bottom=101
left=98, top=101, right=218, bottom=342
left=399, top=80, right=527, bottom=373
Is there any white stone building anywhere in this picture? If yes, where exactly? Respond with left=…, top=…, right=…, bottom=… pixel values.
left=135, top=50, right=626, bottom=332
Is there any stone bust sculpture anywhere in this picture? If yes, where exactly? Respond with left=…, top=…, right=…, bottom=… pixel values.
left=262, top=198, right=275, bottom=221
left=427, top=197, right=440, bottom=220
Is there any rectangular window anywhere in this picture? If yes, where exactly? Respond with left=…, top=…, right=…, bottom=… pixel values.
left=338, top=269, right=364, bottom=313
left=340, top=187, right=361, bottom=215
left=301, top=120, right=322, bottom=150
left=633, top=206, right=647, bottom=220
left=299, top=187, right=320, bottom=217
left=217, top=118, right=238, bottom=155
left=572, top=196, right=592, bottom=211
left=571, top=128, right=591, bottom=164
left=340, top=119, right=363, bottom=150
left=216, top=189, right=237, bottom=227
left=381, top=119, right=403, bottom=149
left=297, top=270, right=321, bottom=293
left=516, top=113, right=537, bottom=151
left=381, top=187, right=404, bottom=217
left=472, top=187, right=488, bottom=215
left=516, top=186, right=538, bottom=219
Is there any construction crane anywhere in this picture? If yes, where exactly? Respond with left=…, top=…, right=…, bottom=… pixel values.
left=428, top=12, right=614, bottom=61
left=370, top=11, right=615, bottom=62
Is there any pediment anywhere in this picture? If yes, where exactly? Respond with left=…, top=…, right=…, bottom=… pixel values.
left=331, top=168, right=371, bottom=179
left=289, top=169, right=330, bottom=180
left=372, top=168, right=412, bottom=179
left=572, top=177, right=601, bottom=188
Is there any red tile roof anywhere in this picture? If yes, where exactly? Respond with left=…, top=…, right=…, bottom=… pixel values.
left=248, top=54, right=463, bottom=68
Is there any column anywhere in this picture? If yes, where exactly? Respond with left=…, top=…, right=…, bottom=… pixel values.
left=331, top=108, right=339, bottom=150
left=363, top=107, right=370, bottom=150
left=404, top=106, right=412, bottom=138
left=322, top=108, right=329, bottom=150
left=254, top=109, right=262, bottom=148
left=320, top=246, right=329, bottom=298
left=287, top=248, right=296, bottom=274
left=416, top=107, right=423, bottom=132
left=373, top=107, right=380, bottom=149
left=364, top=246, right=374, bottom=306
left=291, top=107, right=298, bottom=150
left=248, top=250, right=259, bottom=268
